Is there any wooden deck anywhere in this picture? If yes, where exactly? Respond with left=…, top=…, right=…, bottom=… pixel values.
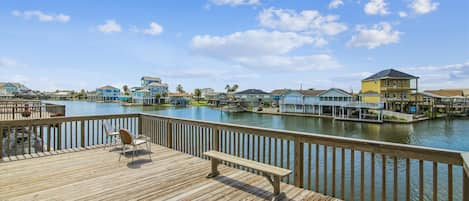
left=0, top=144, right=340, bottom=201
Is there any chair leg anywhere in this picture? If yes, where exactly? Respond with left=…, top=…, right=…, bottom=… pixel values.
left=119, top=144, right=125, bottom=161
left=132, top=146, right=135, bottom=162
left=147, top=142, right=152, bottom=160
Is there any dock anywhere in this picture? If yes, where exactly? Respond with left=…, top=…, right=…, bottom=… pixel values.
left=0, top=144, right=338, bottom=201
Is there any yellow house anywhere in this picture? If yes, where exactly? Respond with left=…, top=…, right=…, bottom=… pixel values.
left=360, top=69, right=419, bottom=112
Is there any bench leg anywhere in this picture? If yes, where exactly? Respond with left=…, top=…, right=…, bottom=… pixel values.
left=263, top=173, right=281, bottom=196
left=207, top=158, right=220, bottom=178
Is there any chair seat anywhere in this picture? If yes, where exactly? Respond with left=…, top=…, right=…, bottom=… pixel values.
left=134, top=139, right=147, bottom=145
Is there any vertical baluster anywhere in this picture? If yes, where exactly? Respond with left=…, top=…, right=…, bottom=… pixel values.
left=257, top=135, right=260, bottom=162
left=268, top=137, right=271, bottom=165
left=262, top=136, right=266, bottom=164
left=22, top=125, right=25, bottom=155
left=419, top=160, right=424, bottom=201
left=274, top=138, right=278, bottom=166
left=433, top=162, right=437, bottom=201
left=332, top=146, right=336, bottom=196
left=371, top=153, right=375, bottom=201
left=360, top=151, right=365, bottom=201
left=241, top=133, right=244, bottom=159
left=28, top=124, right=32, bottom=154
left=6, top=126, right=11, bottom=156
left=280, top=138, right=284, bottom=168
left=286, top=139, right=290, bottom=183
left=316, top=144, right=320, bottom=191
left=75, top=121, right=78, bottom=149
left=382, top=155, right=387, bottom=201
left=324, top=145, right=328, bottom=194
left=341, top=148, right=345, bottom=199
left=394, top=157, right=398, bottom=201
left=448, top=164, right=453, bottom=201
left=406, top=158, right=410, bottom=201
left=47, top=125, right=51, bottom=152
left=308, top=143, right=312, bottom=190
left=350, top=149, right=355, bottom=201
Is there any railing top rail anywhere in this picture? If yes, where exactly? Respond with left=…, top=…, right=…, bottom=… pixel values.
left=462, top=152, right=469, bottom=176
left=140, top=113, right=464, bottom=165
left=0, top=113, right=140, bottom=124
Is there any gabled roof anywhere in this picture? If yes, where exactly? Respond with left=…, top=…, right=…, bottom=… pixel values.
left=270, top=89, right=290, bottom=95
left=297, top=89, right=326, bottom=96
left=424, top=89, right=464, bottom=97
left=97, top=85, right=119, bottom=90
left=234, top=89, right=270, bottom=95
left=363, top=69, right=418, bottom=81
left=318, top=88, right=352, bottom=97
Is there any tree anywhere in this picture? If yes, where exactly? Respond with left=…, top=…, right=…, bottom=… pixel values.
left=225, top=84, right=239, bottom=93
left=77, top=89, right=86, bottom=99
left=176, top=84, right=185, bottom=94
left=122, top=85, right=129, bottom=96
left=194, top=88, right=202, bottom=103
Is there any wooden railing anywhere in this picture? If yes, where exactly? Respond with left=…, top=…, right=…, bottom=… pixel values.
left=1, top=113, right=468, bottom=200
left=0, top=100, right=66, bottom=120
left=0, top=114, right=139, bottom=159
left=141, top=113, right=468, bottom=201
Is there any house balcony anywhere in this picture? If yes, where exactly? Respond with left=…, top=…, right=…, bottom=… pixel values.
left=380, top=86, right=416, bottom=91
left=1, top=113, right=468, bottom=200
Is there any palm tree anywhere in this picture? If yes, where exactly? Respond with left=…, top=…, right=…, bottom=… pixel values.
left=122, top=85, right=129, bottom=96
left=194, top=88, right=202, bottom=103
left=176, top=84, right=185, bottom=94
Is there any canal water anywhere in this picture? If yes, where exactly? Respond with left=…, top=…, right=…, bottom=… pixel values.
left=47, top=100, right=469, bottom=151
left=45, top=100, right=468, bottom=201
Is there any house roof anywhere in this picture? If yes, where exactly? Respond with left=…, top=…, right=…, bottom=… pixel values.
left=270, top=89, right=290, bottom=95
left=424, top=89, right=464, bottom=97
left=318, top=88, right=352, bottom=97
left=234, top=89, right=270, bottom=95
left=141, top=76, right=161, bottom=81
left=97, top=85, right=119, bottom=90
left=297, top=89, right=326, bottom=96
left=363, top=69, right=418, bottom=81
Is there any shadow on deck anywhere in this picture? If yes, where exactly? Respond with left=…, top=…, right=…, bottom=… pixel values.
left=0, top=143, right=339, bottom=201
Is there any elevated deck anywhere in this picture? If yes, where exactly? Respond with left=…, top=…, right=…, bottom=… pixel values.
left=0, top=144, right=339, bottom=201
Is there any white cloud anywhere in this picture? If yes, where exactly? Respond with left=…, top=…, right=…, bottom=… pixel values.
left=191, top=29, right=341, bottom=71
left=191, top=29, right=319, bottom=58
left=400, top=61, right=469, bottom=89
left=97, top=20, right=122, bottom=33
left=398, top=11, right=408, bottom=18
left=235, top=54, right=342, bottom=71
left=258, top=8, right=347, bottom=36
left=347, top=22, right=402, bottom=49
left=364, top=0, right=390, bottom=15
left=143, top=22, right=164, bottom=35
left=209, top=0, right=260, bottom=6
left=11, top=10, right=70, bottom=23
left=329, top=0, right=344, bottom=9
left=0, top=58, right=19, bottom=67
left=410, top=0, right=439, bottom=15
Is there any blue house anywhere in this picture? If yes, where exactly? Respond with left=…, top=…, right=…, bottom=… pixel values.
left=96, top=85, right=121, bottom=102
left=132, top=76, right=169, bottom=105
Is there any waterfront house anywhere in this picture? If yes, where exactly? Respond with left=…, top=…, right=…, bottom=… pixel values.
left=48, top=91, right=74, bottom=100
left=132, top=76, right=169, bottom=105
left=200, top=88, right=215, bottom=99
left=233, top=89, right=272, bottom=107
left=0, top=82, right=30, bottom=96
left=281, top=88, right=384, bottom=122
left=360, top=69, right=419, bottom=113
left=270, top=89, right=290, bottom=107
left=96, top=85, right=121, bottom=102
left=417, top=89, right=469, bottom=115
left=168, top=93, right=190, bottom=106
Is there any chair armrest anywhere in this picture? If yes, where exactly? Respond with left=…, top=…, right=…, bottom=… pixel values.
left=136, top=134, right=151, bottom=141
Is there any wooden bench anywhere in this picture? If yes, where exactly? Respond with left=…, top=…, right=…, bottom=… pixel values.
left=204, top=151, right=292, bottom=196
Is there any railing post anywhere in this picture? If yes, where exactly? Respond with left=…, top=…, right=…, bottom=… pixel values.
left=80, top=120, right=85, bottom=148
left=462, top=152, right=469, bottom=201
left=212, top=127, right=219, bottom=151
left=166, top=121, right=172, bottom=148
left=294, top=137, right=304, bottom=188
left=138, top=115, right=143, bottom=135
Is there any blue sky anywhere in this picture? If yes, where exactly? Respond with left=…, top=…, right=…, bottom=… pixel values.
left=0, top=0, right=468, bottom=92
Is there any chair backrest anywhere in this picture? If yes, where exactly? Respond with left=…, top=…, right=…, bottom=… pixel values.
left=103, top=121, right=113, bottom=136
left=119, top=129, right=134, bottom=145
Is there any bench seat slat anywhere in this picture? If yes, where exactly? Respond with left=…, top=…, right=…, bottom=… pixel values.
left=204, top=151, right=291, bottom=177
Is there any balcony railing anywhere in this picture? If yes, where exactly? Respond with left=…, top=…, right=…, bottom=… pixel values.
left=0, top=100, right=65, bottom=120
left=1, top=113, right=468, bottom=201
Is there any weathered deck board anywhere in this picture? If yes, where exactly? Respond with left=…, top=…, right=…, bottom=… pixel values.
left=0, top=144, right=340, bottom=201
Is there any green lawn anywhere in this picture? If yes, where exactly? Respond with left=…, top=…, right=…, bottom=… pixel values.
left=190, top=100, right=208, bottom=106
